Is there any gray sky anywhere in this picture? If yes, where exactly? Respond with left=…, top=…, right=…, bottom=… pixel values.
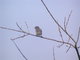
left=0, top=0, right=80, bottom=60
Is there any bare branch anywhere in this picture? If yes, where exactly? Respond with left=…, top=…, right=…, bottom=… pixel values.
left=57, top=43, right=64, bottom=48
left=76, top=27, right=80, bottom=43
left=57, top=26, right=64, bottom=48
left=75, top=45, right=80, bottom=60
left=41, top=0, right=76, bottom=43
left=0, top=26, right=29, bottom=34
left=25, top=21, right=30, bottom=33
left=66, top=10, right=72, bottom=27
left=11, top=34, right=28, bottom=40
left=0, top=26, right=74, bottom=47
left=58, top=26, right=64, bottom=41
left=67, top=34, right=73, bottom=43
left=16, top=22, right=23, bottom=31
left=66, top=45, right=71, bottom=53
left=68, top=35, right=71, bottom=43
left=11, top=40, right=28, bottom=60
left=64, top=17, right=66, bottom=30
left=53, top=47, right=55, bottom=60
left=0, top=26, right=21, bottom=32
left=41, top=36, right=74, bottom=47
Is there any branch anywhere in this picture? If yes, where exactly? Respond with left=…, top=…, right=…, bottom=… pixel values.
left=11, top=34, right=28, bottom=40
left=64, top=10, right=72, bottom=31
left=66, top=45, right=71, bottom=53
left=57, top=26, right=64, bottom=48
left=0, top=26, right=29, bottom=34
left=0, top=26, right=74, bottom=47
left=11, top=40, right=28, bottom=60
left=25, top=21, right=30, bottom=33
left=53, top=47, right=55, bottom=60
left=76, top=27, right=80, bottom=44
left=66, top=10, right=72, bottom=28
left=58, top=26, right=64, bottom=41
left=41, top=0, right=76, bottom=43
left=16, top=22, right=23, bottom=31
left=64, top=17, right=66, bottom=30
left=75, top=45, right=80, bottom=60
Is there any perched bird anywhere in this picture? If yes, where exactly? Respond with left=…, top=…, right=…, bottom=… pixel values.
left=35, top=26, right=42, bottom=36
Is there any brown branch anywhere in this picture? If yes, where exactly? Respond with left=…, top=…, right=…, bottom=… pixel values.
left=0, top=26, right=74, bottom=47
left=41, top=0, right=76, bottom=43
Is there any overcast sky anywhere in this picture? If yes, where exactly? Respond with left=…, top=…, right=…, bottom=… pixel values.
left=0, top=0, right=80, bottom=60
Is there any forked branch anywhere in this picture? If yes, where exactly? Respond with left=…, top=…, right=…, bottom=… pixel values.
left=41, top=0, right=76, bottom=43
left=0, top=26, right=74, bottom=47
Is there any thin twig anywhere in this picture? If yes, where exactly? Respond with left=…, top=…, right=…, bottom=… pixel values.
left=11, top=34, right=28, bottom=40
left=57, top=43, right=64, bottom=48
left=58, top=26, right=64, bottom=41
left=11, top=40, right=28, bottom=60
left=76, top=27, right=80, bottom=43
left=57, top=26, right=64, bottom=48
left=53, top=47, right=55, bottom=60
left=41, top=0, right=76, bottom=43
left=67, top=34, right=73, bottom=43
left=66, top=45, right=71, bottom=53
left=0, top=26, right=29, bottom=34
left=16, top=22, right=23, bottom=31
left=66, top=10, right=72, bottom=27
left=64, top=17, right=66, bottom=30
left=25, top=21, right=30, bottom=33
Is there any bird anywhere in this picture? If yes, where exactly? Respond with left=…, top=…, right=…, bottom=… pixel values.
left=35, top=26, right=42, bottom=36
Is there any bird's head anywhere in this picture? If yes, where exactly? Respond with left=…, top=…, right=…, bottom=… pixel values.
left=35, top=26, right=39, bottom=29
